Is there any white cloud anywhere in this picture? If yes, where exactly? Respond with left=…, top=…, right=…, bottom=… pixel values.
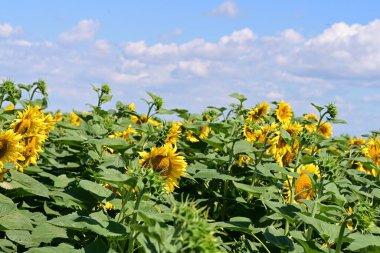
left=0, top=23, right=21, bottom=37
left=210, top=0, right=239, bottom=17
left=59, top=19, right=99, bottom=43
left=2, top=20, right=380, bottom=135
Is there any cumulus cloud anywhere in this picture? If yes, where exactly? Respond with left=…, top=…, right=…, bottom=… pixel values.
left=0, top=23, right=22, bottom=37
left=59, top=19, right=99, bottom=43
left=210, top=0, right=239, bottom=17
left=2, top=20, right=380, bottom=135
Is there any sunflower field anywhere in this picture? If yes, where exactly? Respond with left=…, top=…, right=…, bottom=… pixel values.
left=0, top=80, right=379, bottom=253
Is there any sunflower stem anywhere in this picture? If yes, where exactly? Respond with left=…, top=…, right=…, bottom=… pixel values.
left=127, top=186, right=146, bottom=253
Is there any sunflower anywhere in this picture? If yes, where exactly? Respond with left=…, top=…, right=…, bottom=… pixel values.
left=275, top=101, right=292, bottom=123
left=109, top=125, right=137, bottom=143
left=349, top=138, right=366, bottom=146
left=139, top=144, right=187, bottom=192
left=128, top=103, right=135, bottom=111
left=131, top=114, right=160, bottom=126
left=283, top=164, right=320, bottom=203
left=362, top=137, right=380, bottom=168
left=318, top=122, right=332, bottom=138
left=199, top=125, right=211, bottom=140
left=22, top=135, right=44, bottom=167
left=54, top=111, right=63, bottom=122
left=165, top=122, right=182, bottom=145
left=186, top=130, right=199, bottom=143
left=0, top=130, right=24, bottom=167
left=304, top=113, right=318, bottom=132
left=246, top=102, right=270, bottom=122
left=11, top=105, right=45, bottom=135
left=5, top=104, right=14, bottom=111
left=70, top=113, right=82, bottom=126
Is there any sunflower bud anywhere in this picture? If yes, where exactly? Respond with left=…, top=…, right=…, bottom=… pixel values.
left=326, top=103, right=338, bottom=119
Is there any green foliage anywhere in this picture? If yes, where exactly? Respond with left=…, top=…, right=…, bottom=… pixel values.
left=0, top=81, right=379, bottom=252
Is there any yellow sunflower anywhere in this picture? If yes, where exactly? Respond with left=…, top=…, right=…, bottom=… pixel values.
left=128, top=103, right=135, bottom=111
left=304, top=113, right=318, bottom=132
left=165, top=122, right=182, bottom=145
left=11, top=105, right=45, bottom=135
left=199, top=125, right=211, bottom=140
left=139, top=144, right=187, bottom=192
left=349, top=138, right=366, bottom=146
left=70, top=113, right=82, bottom=126
left=5, top=104, right=14, bottom=111
left=246, top=102, right=270, bottom=122
left=362, top=137, right=380, bottom=168
left=0, top=130, right=24, bottom=167
left=54, top=111, right=63, bottom=122
left=109, top=125, right=137, bottom=143
left=275, top=101, right=293, bottom=123
left=283, top=164, right=320, bottom=203
left=22, top=135, right=44, bottom=167
left=318, top=122, right=332, bottom=138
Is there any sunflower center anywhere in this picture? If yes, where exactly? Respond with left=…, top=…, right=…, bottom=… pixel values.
left=150, top=155, right=170, bottom=172
left=294, top=173, right=313, bottom=201
left=0, top=139, right=9, bottom=159
left=14, top=119, right=31, bottom=134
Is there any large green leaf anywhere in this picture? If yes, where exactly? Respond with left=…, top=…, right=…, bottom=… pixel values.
left=31, top=222, right=67, bottom=245
left=0, top=211, right=33, bottom=230
left=48, top=213, right=128, bottom=237
left=347, top=233, right=380, bottom=252
left=79, top=179, right=113, bottom=198
left=9, top=170, right=49, bottom=198
left=264, top=226, right=294, bottom=250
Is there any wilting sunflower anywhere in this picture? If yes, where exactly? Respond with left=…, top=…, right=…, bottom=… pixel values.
left=139, top=144, right=187, bottom=192
left=275, top=101, right=293, bottom=123
left=11, top=105, right=45, bottom=135
left=165, top=122, right=182, bottom=145
left=318, top=122, right=332, bottom=138
left=283, top=164, right=320, bottom=203
left=0, top=130, right=24, bottom=167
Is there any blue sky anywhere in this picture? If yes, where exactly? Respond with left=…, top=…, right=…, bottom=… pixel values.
left=1, top=1, right=380, bottom=136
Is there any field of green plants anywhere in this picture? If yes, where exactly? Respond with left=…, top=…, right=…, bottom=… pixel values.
left=0, top=81, right=379, bottom=252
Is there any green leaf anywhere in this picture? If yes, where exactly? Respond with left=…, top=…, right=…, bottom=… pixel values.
left=86, top=138, right=131, bottom=150
left=79, top=180, right=113, bottom=198
left=98, top=168, right=132, bottom=183
left=311, top=103, right=323, bottom=112
left=193, top=169, right=240, bottom=181
left=280, top=128, right=292, bottom=145
left=9, top=170, right=50, bottom=198
left=233, top=140, right=254, bottom=155
left=347, top=233, right=380, bottom=251
left=297, top=213, right=347, bottom=241
left=214, top=217, right=252, bottom=234
left=31, top=223, right=67, bottom=245
left=48, top=213, right=127, bottom=237
left=263, top=201, right=301, bottom=223
left=25, top=243, right=84, bottom=253
left=264, top=226, right=294, bottom=250
left=0, top=239, right=16, bottom=253
left=0, top=211, right=33, bottom=230
left=6, top=230, right=36, bottom=248
left=229, top=93, right=247, bottom=103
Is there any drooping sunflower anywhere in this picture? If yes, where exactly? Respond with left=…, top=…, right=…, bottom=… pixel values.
left=139, top=144, right=187, bottom=192
left=275, top=101, right=293, bottom=123
left=0, top=130, right=24, bottom=167
left=131, top=114, right=160, bottom=126
left=349, top=138, right=366, bottom=147
left=199, top=125, right=211, bottom=140
left=283, top=164, right=320, bottom=203
left=318, top=122, right=332, bottom=138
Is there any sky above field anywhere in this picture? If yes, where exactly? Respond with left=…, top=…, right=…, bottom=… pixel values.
left=1, top=1, right=380, bottom=136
